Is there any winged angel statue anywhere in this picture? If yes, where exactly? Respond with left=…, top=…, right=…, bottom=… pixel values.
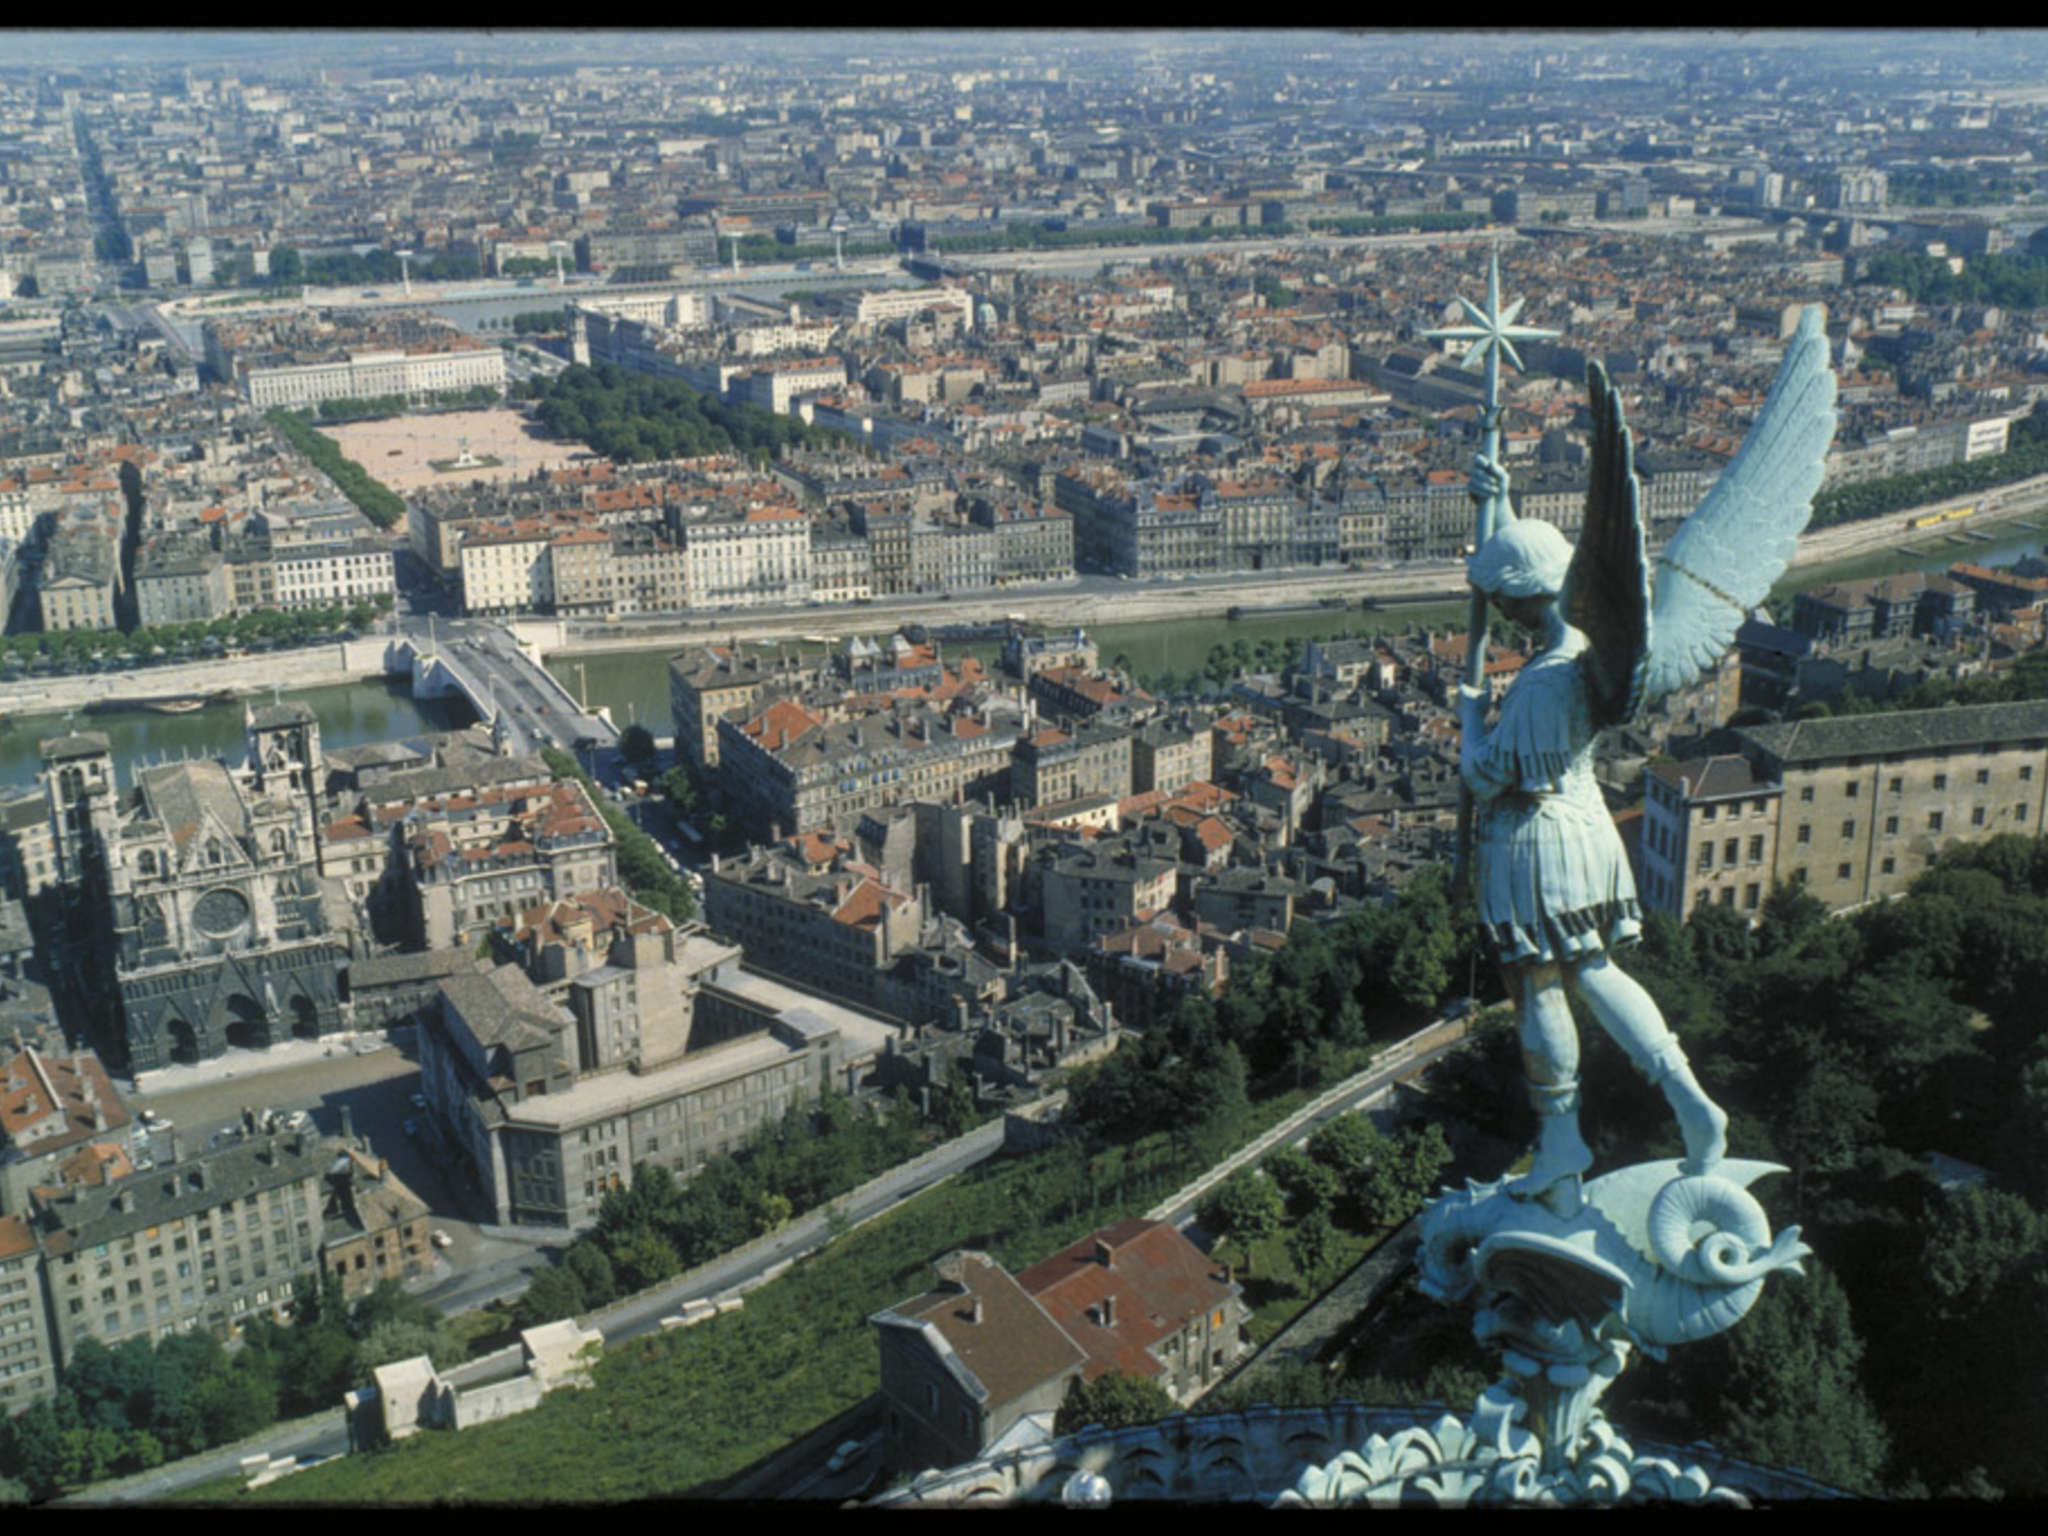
left=1458, top=307, right=1838, bottom=1201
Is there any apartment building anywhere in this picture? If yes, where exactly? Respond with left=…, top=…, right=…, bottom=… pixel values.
left=420, top=947, right=840, bottom=1230
left=1011, top=723, right=1133, bottom=811
left=38, top=503, right=124, bottom=632
left=1039, top=845, right=1178, bottom=952
left=394, top=776, right=616, bottom=952
left=134, top=534, right=234, bottom=627
left=0, top=1214, right=56, bottom=1413
left=459, top=522, right=556, bottom=616
left=717, top=697, right=1020, bottom=841
left=1640, top=757, right=1785, bottom=922
left=678, top=504, right=812, bottom=610
left=32, top=1133, right=329, bottom=1361
left=701, top=848, right=926, bottom=1014
left=1641, top=701, right=2048, bottom=919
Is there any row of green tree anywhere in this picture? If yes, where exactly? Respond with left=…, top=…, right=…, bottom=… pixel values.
left=0, top=601, right=385, bottom=668
left=0, top=1279, right=457, bottom=1503
left=916, top=220, right=1306, bottom=257
left=264, top=410, right=407, bottom=528
left=310, top=385, right=500, bottom=423
left=266, top=247, right=483, bottom=288
left=538, top=746, right=695, bottom=925
left=1306, top=211, right=1491, bottom=236
left=1808, top=410, right=2048, bottom=530
left=516, top=362, right=852, bottom=464
left=512, top=1089, right=935, bottom=1332
left=1886, top=168, right=2040, bottom=209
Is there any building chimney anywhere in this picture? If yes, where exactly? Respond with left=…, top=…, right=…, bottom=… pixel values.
left=1094, top=1238, right=1114, bottom=1269
left=970, top=1297, right=984, bottom=1325
left=1101, top=1293, right=1116, bottom=1328
left=168, top=1128, right=180, bottom=1166
left=340, top=1103, right=354, bottom=1145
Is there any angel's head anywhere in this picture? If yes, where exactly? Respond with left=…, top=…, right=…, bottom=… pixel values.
left=1469, top=519, right=1570, bottom=629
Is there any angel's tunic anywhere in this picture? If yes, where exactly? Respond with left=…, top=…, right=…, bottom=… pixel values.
left=1463, top=628, right=1642, bottom=965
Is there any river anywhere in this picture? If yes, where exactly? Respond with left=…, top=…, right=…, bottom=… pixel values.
left=0, top=679, right=475, bottom=794
left=7, top=519, right=2044, bottom=793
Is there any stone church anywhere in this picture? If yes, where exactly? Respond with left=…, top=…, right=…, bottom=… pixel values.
left=45, top=703, right=351, bottom=1071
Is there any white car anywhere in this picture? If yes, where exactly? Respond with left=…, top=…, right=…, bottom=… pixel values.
left=431, top=1229, right=452, bottom=1249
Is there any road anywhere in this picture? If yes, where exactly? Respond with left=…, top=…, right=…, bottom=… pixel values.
left=69, top=1116, right=1008, bottom=1505
left=74, top=1005, right=1478, bottom=1504
left=400, top=616, right=620, bottom=755
left=552, top=560, right=1472, bottom=657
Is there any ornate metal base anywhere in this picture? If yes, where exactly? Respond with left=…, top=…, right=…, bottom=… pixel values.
left=1280, top=1393, right=1748, bottom=1507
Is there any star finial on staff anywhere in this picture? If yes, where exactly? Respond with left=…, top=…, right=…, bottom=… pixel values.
left=1423, top=248, right=1560, bottom=386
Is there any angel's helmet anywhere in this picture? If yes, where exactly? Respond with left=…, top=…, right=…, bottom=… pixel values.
left=1468, top=518, right=1571, bottom=600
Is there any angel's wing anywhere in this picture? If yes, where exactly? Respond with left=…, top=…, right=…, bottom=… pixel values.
left=1562, top=361, right=1650, bottom=729
left=1642, top=305, right=1838, bottom=704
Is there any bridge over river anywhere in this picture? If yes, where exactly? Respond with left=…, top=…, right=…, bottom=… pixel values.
left=394, top=618, right=619, bottom=759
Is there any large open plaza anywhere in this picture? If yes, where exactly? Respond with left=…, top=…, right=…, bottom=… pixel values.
left=322, top=406, right=589, bottom=492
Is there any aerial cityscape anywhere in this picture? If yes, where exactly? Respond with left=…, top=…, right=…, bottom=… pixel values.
left=2, top=26, right=2048, bottom=1504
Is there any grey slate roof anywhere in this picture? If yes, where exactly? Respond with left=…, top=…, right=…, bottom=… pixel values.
left=41, top=1134, right=328, bottom=1251
left=1739, top=699, right=2048, bottom=766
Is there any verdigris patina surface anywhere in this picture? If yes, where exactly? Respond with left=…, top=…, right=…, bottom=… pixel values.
left=1288, top=259, right=1837, bottom=1505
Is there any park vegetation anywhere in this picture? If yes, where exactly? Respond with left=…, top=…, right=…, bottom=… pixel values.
left=514, top=363, right=853, bottom=465
left=265, top=247, right=484, bottom=289
left=1855, top=247, right=2048, bottom=311
left=310, top=386, right=501, bottom=423
left=0, top=600, right=388, bottom=676
left=264, top=410, right=407, bottom=528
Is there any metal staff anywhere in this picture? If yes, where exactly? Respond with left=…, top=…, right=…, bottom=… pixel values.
left=1423, top=249, right=1559, bottom=894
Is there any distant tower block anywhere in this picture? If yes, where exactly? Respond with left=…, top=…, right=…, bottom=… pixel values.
left=834, top=230, right=845, bottom=270
left=729, top=236, right=741, bottom=272
left=549, top=240, right=570, bottom=286
left=396, top=248, right=415, bottom=297
left=569, top=309, right=591, bottom=367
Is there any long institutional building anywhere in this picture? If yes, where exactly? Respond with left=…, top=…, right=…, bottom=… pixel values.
left=1639, top=700, right=2048, bottom=921
left=203, top=309, right=505, bottom=409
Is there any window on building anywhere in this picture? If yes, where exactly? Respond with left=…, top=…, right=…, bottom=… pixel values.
left=1799, top=786, right=1815, bottom=803
left=2019, top=804, right=2030, bottom=822
left=1929, top=811, right=1945, bottom=832
left=1718, top=887, right=1735, bottom=905
left=1744, top=883, right=1760, bottom=910
left=1748, top=835, right=1764, bottom=861
left=1752, top=798, right=1768, bottom=815
left=1723, top=839, right=1739, bottom=865
left=1889, top=776, right=1903, bottom=793
left=1796, top=824, right=1811, bottom=845
left=1934, top=774, right=1948, bottom=791
left=1701, top=804, right=1717, bottom=823
left=1837, top=863, right=1853, bottom=880
left=1882, top=857, right=1896, bottom=875
left=1973, top=807, right=1987, bottom=826
left=1977, top=769, right=1991, bottom=786
left=1845, top=781, right=1859, bottom=798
